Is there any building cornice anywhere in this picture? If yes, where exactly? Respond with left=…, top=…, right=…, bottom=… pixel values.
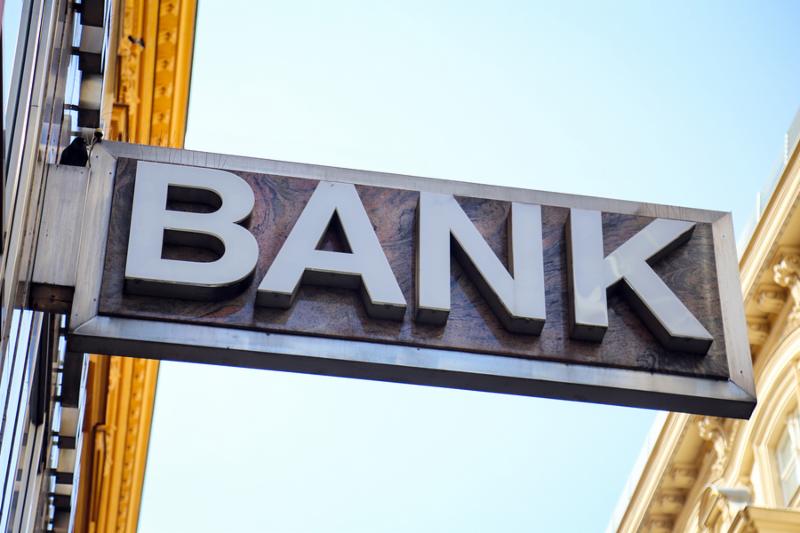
left=606, top=413, right=695, bottom=532
left=740, top=141, right=800, bottom=300
left=741, top=142, right=800, bottom=359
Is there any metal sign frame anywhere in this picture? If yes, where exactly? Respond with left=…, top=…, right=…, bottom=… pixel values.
left=66, top=142, right=756, bottom=418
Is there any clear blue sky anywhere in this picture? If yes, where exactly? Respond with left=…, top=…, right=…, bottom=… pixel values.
left=137, top=2, right=800, bottom=532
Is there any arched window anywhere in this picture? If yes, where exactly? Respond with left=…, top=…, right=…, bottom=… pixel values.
left=777, top=410, right=800, bottom=505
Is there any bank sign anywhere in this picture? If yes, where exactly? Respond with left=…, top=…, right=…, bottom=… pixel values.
left=65, top=143, right=754, bottom=418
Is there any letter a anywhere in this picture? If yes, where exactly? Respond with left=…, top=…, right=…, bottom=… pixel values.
left=257, top=181, right=406, bottom=320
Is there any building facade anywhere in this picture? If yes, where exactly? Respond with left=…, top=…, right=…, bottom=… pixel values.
left=3, top=3, right=102, bottom=530
left=1, top=1, right=195, bottom=531
left=610, top=112, right=800, bottom=533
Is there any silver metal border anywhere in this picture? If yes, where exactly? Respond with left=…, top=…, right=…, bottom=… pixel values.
left=68, top=142, right=756, bottom=419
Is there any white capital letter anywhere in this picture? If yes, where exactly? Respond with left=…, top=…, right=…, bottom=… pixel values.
left=567, top=208, right=713, bottom=354
left=257, top=181, right=406, bottom=320
left=416, top=192, right=546, bottom=334
left=125, top=161, right=259, bottom=300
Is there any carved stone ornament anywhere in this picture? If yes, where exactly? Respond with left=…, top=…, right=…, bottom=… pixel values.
left=697, top=416, right=729, bottom=482
left=668, top=463, right=699, bottom=488
left=654, top=488, right=686, bottom=514
left=642, top=514, right=674, bottom=533
left=774, top=254, right=800, bottom=325
left=755, top=286, right=787, bottom=315
left=747, top=316, right=770, bottom=346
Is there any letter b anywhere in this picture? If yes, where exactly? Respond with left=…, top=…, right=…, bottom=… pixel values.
left=125, top=161, right=259, bottom=300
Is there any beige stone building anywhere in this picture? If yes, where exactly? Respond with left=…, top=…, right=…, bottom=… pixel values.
left=609, top=112, right=800, bottom=533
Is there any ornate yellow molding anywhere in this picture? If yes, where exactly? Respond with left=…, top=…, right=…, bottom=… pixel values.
left=75, top=1, right=197, bottom=532
left=75, top=358, right=159, bottom=533
left=109, top=0, right=196, bottom=146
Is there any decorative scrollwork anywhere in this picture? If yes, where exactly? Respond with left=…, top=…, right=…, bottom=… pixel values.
left=774, top=254, right=800, bottom=325
left=697, top=416, right=729, bottom=482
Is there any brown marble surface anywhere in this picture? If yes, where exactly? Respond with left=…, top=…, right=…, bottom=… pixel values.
left=99, top=158, right=729, bottom=379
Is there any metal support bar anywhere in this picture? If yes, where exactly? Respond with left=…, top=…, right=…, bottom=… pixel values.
left=31, top=164, right=88, bottom=291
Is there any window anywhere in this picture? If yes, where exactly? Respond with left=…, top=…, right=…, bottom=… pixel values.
left=777, top=411, right=800, bottom=505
